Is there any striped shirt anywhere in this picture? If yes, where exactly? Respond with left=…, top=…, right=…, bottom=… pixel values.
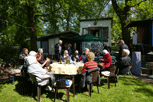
left=82, top=61, right=98, bottom=73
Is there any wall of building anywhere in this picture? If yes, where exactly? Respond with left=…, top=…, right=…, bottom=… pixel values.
left=49, top=37, right=59, bottom=55
left=80, top=19, right=112, bottom=53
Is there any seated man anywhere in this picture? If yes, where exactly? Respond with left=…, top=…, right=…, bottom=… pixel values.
left=98, top=50, right=112, bottom=71
left=19, top=48, right=28, bottom=77
left=116, top=49, right=131, bottom=75
left=80, top=48, right=89, bottom=63
left=25, top=51, right=55, bottom=88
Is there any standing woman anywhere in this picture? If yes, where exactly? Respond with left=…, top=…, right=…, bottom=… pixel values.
left=68, top=44, right=72, bottom=56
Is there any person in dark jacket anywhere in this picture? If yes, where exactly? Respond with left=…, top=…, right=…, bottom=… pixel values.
left=118, top=40, right=129, bottom=61
left=54, top=40, right=62, bottom=61
left=19, top=48, right=28, bottom=65
left=68, top=44, right=72, bottom=56
left=80, top=48, right=89, bottom=63
left=72, top=50, right=80, bottom=62
left=116, top=49, right=131, bottom=75
left=103, top=42, right=109, bottom=51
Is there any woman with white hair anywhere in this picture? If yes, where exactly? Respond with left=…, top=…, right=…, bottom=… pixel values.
left=116, top=49, right=131, bottom=75
left=72, top=50, right=80, bottom=62
left=98, top=50, right=112, bottom=70
left=25, top=51, right=55, bottom=88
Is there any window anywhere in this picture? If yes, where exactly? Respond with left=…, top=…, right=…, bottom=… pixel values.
left=102, top=28, right=108, bottom=38
left=42, top=41, right=48, bottom=53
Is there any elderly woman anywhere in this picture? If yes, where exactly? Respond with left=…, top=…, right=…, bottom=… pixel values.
left=72, top=50, right=80, bottom=62
left=25, top=51, right=55, bottom=89
left=81, top=52, right=98, bottom=73
left=116, top=49, right=131, bottom=75
left=98, top=50, right=112, bottom=70
left=61, top=50, right=72, bottom=62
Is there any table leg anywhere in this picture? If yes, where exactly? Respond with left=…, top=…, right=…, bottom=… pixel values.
left=72, top=76, right=75, bottom=96
left=12, top=75, right=14, bottom=85
left=107, top=77, right=110, bottom=89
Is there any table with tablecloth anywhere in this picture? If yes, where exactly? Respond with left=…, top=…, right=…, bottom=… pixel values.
left=48, top=62, right=84, bottom=96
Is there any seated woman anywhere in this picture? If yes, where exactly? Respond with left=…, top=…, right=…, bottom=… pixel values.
left=25, top=51, right=55, bottom=89
left=62, top=50, right=72, bottom=63
left=81, top=52, right=98, bottom=90
left=72, top=50, right=80, bottom=62
left=82, top=52, right=98, bottom=73
left=116, top=49, right=131, bottom=75
left=98, top=50, right=112, bottom=71
left=36, top=53, right=50, bottom=68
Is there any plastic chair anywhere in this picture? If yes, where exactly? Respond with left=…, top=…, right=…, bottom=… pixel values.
left=29, top=73, right=50, bottom=102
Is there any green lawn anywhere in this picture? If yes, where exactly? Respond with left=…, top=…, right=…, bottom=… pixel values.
left=0, top=76, right=153, bottom=102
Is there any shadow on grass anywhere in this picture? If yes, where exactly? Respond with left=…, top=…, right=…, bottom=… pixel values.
left=134, top=87, right=153, bottom=97
left=46, top=92, right=65, bottom=102
left=14, top=76, right=55, bottom=101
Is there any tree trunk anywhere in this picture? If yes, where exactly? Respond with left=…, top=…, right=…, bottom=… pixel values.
left=27, top=6, right=37, bottom=51
left=66, top=10, right=70, bottom=31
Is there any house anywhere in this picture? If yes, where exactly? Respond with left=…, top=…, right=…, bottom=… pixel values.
left=29, top=31, right=80, bottom=56
left=79, top=18, right=112, bottom=53
left=126, top=17, right=153, bottom=62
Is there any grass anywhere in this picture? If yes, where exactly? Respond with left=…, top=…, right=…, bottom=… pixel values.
left=0, top=75, right=153, bottom=102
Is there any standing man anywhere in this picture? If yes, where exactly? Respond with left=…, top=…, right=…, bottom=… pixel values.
left=103, top=42, right=109, bottom=51
left=55, top=40, right=63, bottom=61
left=118, top=40, right=129, bottom=61
left=67, top=44, right=72, bottom=56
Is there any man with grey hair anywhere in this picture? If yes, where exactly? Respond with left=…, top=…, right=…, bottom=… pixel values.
left=55, top=40, right=63, bottom=61
left=118, top=40, right=129, bottom=61
left=116, top=49, right=131, bottom=75
left=80, top=48, right=89, bottom=63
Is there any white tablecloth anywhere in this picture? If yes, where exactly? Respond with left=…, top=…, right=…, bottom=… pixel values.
left=49, top=62, right=84, bottom=74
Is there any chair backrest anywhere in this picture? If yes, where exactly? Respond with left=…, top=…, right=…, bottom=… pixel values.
left=109, top=65, right=117, bottom=77
left=54, top=75, right=70, bottom=88
left=91, top=71, right=99, bottom=83
left=29, top=73, right=38, bottom=86
left=87, top=68, right=100, bottom=83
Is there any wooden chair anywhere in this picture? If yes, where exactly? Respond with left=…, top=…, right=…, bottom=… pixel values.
left=86, top=68, right=100, bottom=97
left=52, top=75, right=72, bottom=102
left=101, top=64, right=117, bottom=89
left=29, top=73, right=50, bottom=102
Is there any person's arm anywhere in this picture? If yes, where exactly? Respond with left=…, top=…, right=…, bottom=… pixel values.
left=81, top=63, right=87, bottom=73
left=41, top=58, right=50, bottom=67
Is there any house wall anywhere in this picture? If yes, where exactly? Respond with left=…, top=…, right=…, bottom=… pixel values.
left=80, top=20, right=112, bottom=53
left=37, top=41, right=41, bottom=50
left=49, top=37, right=59, bottom=55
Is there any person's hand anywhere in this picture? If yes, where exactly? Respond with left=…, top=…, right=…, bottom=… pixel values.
left=46, top=72, right=51, bottom=74
left=99, top=59, right=104, bottom=61
left=98, top=63, right=104, bottom=67
left=46, top=58, right=50, bottom=62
